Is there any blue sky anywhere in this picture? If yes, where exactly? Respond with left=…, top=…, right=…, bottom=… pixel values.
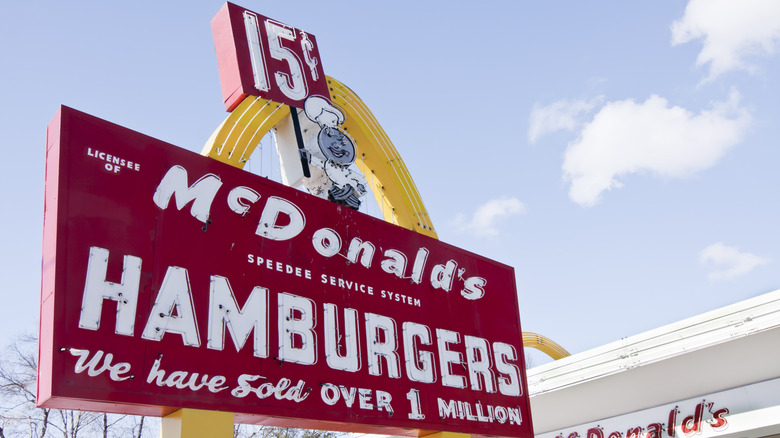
left=1, top=1, right=778, bottom=367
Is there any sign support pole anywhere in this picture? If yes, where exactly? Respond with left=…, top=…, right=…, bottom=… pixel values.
left=289, top=105, right=312, bottom=178
left=425, top=431, right=471, bottom=438
left=161, top=408, right=234, bottom=438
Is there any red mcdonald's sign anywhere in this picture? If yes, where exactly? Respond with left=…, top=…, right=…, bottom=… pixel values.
left=39, top=100, right=532, bottom=436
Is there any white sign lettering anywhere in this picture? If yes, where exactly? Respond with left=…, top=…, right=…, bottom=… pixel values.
left=77, top=247, right=522, bottom=397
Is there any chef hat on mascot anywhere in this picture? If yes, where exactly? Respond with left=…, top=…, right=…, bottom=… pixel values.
left=304, top=96, right=345, bottom=128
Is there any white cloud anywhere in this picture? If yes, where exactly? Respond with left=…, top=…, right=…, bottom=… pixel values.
left=562, top=90, right=750, bottom=207
left=528, top=96, right=604, bottom=144
left=699, top=242, right=769, bottom=281
left=456, top=197, right=525, bottom=237
left=672, top=0, right=780, bottom=81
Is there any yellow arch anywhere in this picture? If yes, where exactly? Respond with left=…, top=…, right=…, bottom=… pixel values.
left=202, top=76, right=437, bottom=238
left=327, top=77, right=436, bottom=238
left=202, top=96, right=288, bottom=166
left=523, top=332, right=571, bottom=361
left=202, top=78, right=569, bottom=360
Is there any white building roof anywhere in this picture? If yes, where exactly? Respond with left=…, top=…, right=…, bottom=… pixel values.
left=527, top=289, right=780, bottom=434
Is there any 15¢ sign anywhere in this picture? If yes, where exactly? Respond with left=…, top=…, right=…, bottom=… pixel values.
left=213, top=3, right=330, bottom=111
